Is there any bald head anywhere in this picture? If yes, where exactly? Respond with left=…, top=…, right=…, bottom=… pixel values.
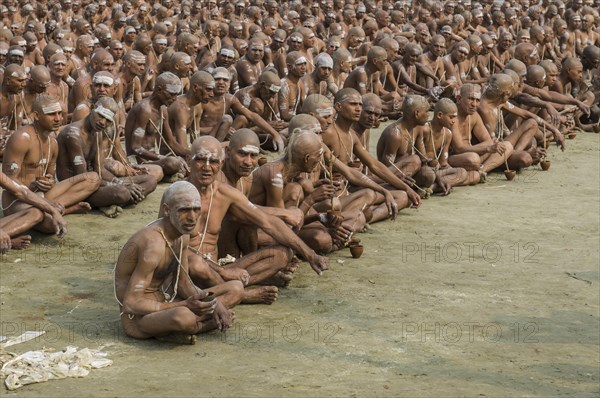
left=289, top=114, right=322, bottom=135
left=288, top=131, right=323, bottom=167
left=334, top=87, right=361, bottom=105
left=486, top=73, right=514, bottom=98
left=526, top=64, right=546, bottom=87
left=402, top=95, right=428, bottom=116
left=504, top=59, right=527, bottom=77
left=433, top=98, right=457, bottom=115
left=163, top=181, right=201, bottom=212
left=229, top=129, right=260, bottom=151
left=514, top=43, right=539, bottom=65
left=32, top=94, right=61, bottom=115
left=367, top=46, right=387, bottom=63
left=191, top=136, right=224, bottom=162
left=301, top=94, right=334, bottom=119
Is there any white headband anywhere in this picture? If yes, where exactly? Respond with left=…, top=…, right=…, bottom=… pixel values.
left=95, top=104, right=115, bottom=120
left=250, top=44, right=264, bottom=51
left=63, top=46, right=74, bottom=52
left=9, top=49, right=24, bottom=57
left=155, top=38, right=167, bottom=45
left=130, top=55, right=146, bottom=63
left=17, top=40, right=26, bottom=46
left=220, top=48, right=235, bottom=58
left=457, top=46, right=469, bottom=53
left=269, top=84, right=281, bottom=93
left=0, top=49, right=7, bottom=55
left=165, top=83, right=182, bottom=94
left=93, top=75, right=114, bottom=85
left=42, top=102, right=62, bottom=114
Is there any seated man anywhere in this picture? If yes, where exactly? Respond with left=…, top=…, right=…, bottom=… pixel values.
left=449, top=84, right=514, bottom=176
left=57, top=97, right=158, bottom=217
left=2, top=95, right=100, bottom=233
left=250, top=114, right=399, bottom=253
left=233, top=70, right=286, bottom=151
left=377, top=95, right=436, bottom=196
left=175, top=136, right=329, bottom=304
left=343, top=46, right=402, bottom=117
left=479, top=73, right=564, bottom=171
left=114, top=181, right=240, bottom=345
left=194, top=68, right=284, bottom=148
left=124, top=72, right=189, bottom=181
left=0, top=169, right=67, bottom=253
left=421, top=98, right=480, bottom=194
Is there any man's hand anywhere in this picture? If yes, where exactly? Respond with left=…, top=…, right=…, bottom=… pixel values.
left=185, top=292, right=217, bottom=316
left=49, top=210, right=68, bottom=239
left=281, top=208, right=304, bottom=230
left=383, top=190, right=398, bottom=220
left=576, top=101, right=590, bottom=115
left=546, top=104, right=561, bottom=126
left=0, top=229, right=11, bottom=254
left=551, top=128, right=566, bottom=151
left=490, top=140, right=508, bottom=156
left=125, top=183, right=145, bottom=203
left=406, top=188, right=421, bottom=208
left=436, top=178, right=451, bottom=196
left=213, top=301, right=235, bottom=332
left=33, top=174, right=56, bottom=192
left=307, top=252, right=329, bottom=275
left=272, top=132, right=285, bottom=152
left=309, top=181, right=336, bottom=203
left=47, top=199, right=65, bottom=215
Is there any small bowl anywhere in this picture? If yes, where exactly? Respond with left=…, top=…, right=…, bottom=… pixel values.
left=540, top=159, right=551, bottom=171
left=504, top=170, right=516, bottom=181
left=349, top=244, right=364, bottom=259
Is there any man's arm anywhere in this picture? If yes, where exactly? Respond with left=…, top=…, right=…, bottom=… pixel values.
left=501, top=102, right=565, bottom=150
left=523, top=84, right=590, bottom=114
left=227, top=187, right=329, bottom=275
left=451, top=114, right=496, bottom=155
left=353, top=133, right=421, bottom=207
left=167, top=100, right=193, bottom=157
left=2, top=131, right=31, bottom=186
left=231, top=96, right=285, bottom=151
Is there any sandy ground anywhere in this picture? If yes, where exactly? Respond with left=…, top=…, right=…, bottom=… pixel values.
left=0, top=126, right=598, bottom=397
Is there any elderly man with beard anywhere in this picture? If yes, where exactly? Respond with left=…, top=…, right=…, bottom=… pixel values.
left=125, top=72, right=189, bottom=181
left=57, top=97, right=158, bottom=217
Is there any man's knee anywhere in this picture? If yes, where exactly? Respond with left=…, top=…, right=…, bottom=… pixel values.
left=510, top=151, right=533, bottom=169
left=162, top=157, right=182, bottom=175
left=170, top=307, right=198, bottom=333
left=221, top=114, right=233, bottom=124
left=222, top=280, right=244, bottom=298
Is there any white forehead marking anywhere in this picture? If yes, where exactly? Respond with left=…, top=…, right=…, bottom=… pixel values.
left=220, top=48, right=235, bottom=58
left=95, top=104, right=115, bottom=121
left=165, top=83, right=182, bottom=94
left=155, top=38, right=168, bottom=45
left=295, top=56, right=307, bottom=65
left=240, top=144, right=260, bottom=154
left=42, top=102, right=62, bottom=114
left=316, top=107, right=334, bottom=116
left=93, top=75, right=114, bottom=85
left=269, top=84, right=281, bottom=93
left=10, top=49, right=24, bottom=57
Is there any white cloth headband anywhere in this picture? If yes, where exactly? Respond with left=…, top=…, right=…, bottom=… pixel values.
left=17, top=40, right=26, bottom=46
left=155, top=38, right=167, bottom=45
left=9, top=49, right=24, bottom=57
left=269, top=84, right=281, bottom=93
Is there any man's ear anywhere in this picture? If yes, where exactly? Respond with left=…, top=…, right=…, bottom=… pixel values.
left=162, top=202, right=170, bottom=217
left=32, top=110, right=39, bottom=123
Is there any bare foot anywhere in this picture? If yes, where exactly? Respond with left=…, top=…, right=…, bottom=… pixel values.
left=261, top=271, right=294, bottom=287
left=11, top=235, right=32, bottom=250
left=65, top=202, right=92, bottom=215
left=100, top=205, right=123, bottom=218
left=156, top=333, right=197, bottom=345
left=527, top=147, right=546, bottom=164
left=242, top=286, right=278, bottom=305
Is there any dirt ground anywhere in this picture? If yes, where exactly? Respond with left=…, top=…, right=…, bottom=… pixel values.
left=0, top=126, right=598, bottom=397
